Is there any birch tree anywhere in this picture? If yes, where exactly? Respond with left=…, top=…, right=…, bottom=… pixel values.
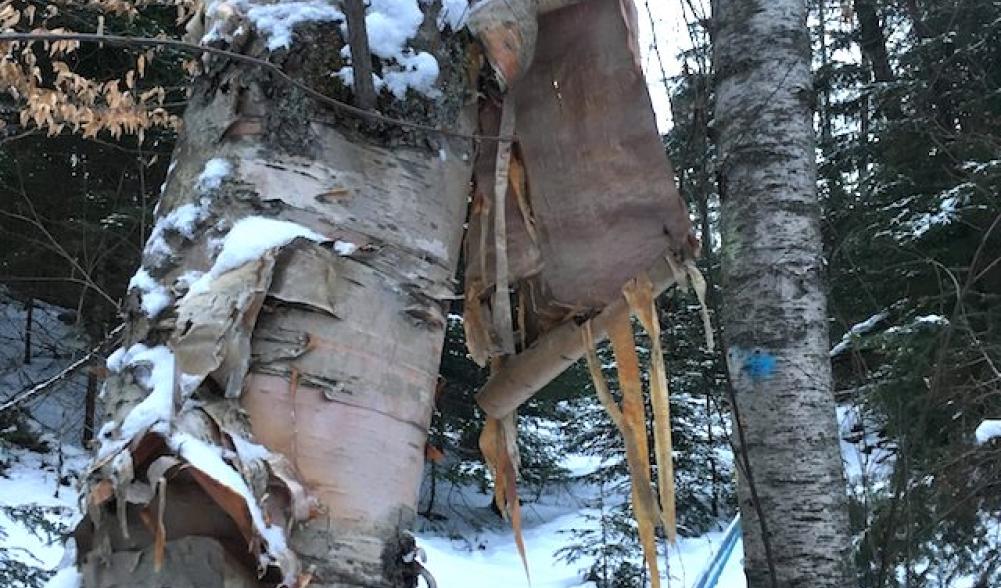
left=60, top=1, right=479, bottom=586
left=713, top=0, right=854, bottom=586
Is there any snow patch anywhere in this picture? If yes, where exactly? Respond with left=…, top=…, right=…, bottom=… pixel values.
left=143, top=199, right=212, bottom=262
left=247, top=1, right=345, bottom=50
left=231, top=433, right=273, bottom=462
left=364, top=0, right=424, bottom=57
left=195, top=158, right=232, bottom=193
left=334, top=239, right=357, bottom=256
left=907, top=184, right=973, bottom=238
left=382, top=51, right=440, bottom=99
left=188, top=216, right=327, bottom=294
left=43, top=567, right=82, bottom=588
left=98, top=345, right=177, bottom=459
left=337, top=0, right=441, bottom=99
left=176, top=270, right=206, bottom=291
left=0, top=446, right=88, bottom=581
left=116, top=345, right=176, bottom=440
left=128, top=267, right=172, bottom=318
left=975, top=420, right=1001, bottom=445
left=438, top=0, right=470, bottom=30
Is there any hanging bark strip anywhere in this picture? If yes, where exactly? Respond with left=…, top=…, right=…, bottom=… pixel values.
left=600, top=309, right=664, bottom=588
left=477, top=255, right=682, bottom=418
left=665, top=253, right=715, bottom=352
left=686, top=261, right=714, bottom=351
left=478, top=411, right=530, bottom=580
left=622, top=273, right=676, bottom=543
left=492, top=98, right=517, bottom=354
left=605, top=319, right=660, bottom=588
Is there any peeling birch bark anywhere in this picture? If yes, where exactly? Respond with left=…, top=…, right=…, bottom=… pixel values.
left=623, top=274, right=677, bottom=543
left=75, top=4, right=478, bottom=587
left=469, top=0, right=697, bottom=415
left=605, top=308, right=663, bottom=588
left=714, top=0, right=854, bottom=586
left=476, top=256, right=680, bottom=418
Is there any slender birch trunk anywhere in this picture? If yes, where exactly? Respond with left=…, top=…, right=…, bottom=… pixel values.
left=713, top=0, right=854, bottom=586
left=74, top=3, right=476, bottom=587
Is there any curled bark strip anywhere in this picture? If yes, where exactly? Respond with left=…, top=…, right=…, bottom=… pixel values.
left=152, top=476, right=168, bottom=570
left=582, top=321, right=623, bottom=431
left=509, top=155, right=538, bottom=245
left=468, top=0, right=539, bottom=89
left=476, top=254, right=680, bottom=418
left=623, top=273, right=676, bottom=543
left=685, top=260, right=714, bottom=351
left=463, top=279, right=493, bottom=367
left=492, top=97, right=518, bottom=354
left=173, top=253, right=278, bottom=398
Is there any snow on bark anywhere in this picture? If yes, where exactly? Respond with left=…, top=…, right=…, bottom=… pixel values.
left=168, top=432, right=291, bottom=565
left=200, top=0, right=345, bottom=50
left=245, top=1, right=345, bottom=50
left=714, top=0, right=854, bottom=585
left=194, top=157, right=232, bottom=192
left=98, top=344, right=176, bottom=457
left=127, top=268, right=172, bottom=318
left=142, top=158, right=227, bottom=265
left=438, top=0, right=471, bottom=30
left=187, top=216, right=326, bottom=294
left=336, top=0, right=442, bottom=98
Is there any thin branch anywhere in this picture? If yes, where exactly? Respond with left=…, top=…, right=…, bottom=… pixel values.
left=0, top=324, right=124, bottom=415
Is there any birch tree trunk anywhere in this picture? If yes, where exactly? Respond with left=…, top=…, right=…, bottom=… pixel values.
left=713, top=0, right=854, bottom=586
left=73, top=3, right=476, bottom=587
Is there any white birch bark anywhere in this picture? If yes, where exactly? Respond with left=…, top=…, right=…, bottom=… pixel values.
left=75, top=3, right=476, bottom=587
left=713, top=0, right=854, bottom=586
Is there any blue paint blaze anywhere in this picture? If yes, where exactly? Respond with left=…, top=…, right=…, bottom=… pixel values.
left=742, top=350, right=776, bottom=380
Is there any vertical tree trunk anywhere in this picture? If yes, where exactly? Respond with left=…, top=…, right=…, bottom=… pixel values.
left=713, top=0, right=854, bottom=587
left=75, top=4, right=476, bottom=587
left=854, top=0, right=895, bottom=83
left=817, top=0, right=833, bottom=144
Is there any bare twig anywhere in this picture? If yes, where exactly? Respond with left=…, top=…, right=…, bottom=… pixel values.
left=0, top=32, right=515, bottom=143
left=342, top=0, right=377, bottom=110
left=0, top=324, right=124, bottom=415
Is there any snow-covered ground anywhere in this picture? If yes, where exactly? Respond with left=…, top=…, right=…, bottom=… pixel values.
left=0, top=444, right=86, bottom=581
left=417, top=510, right=744, bottom=588
left=412, top=455, right=744, bottom=588
left=0, top=290, right=91, bottom=444
left=0, top=439, right=744, bottom=588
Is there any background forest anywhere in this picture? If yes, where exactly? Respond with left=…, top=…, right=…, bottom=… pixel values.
left=0, top=1, right=998, bottom=587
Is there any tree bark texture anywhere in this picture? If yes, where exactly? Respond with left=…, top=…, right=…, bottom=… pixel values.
left=713, top=0, right=854, bottom=586
left=74, top=3, right=476, bottom=587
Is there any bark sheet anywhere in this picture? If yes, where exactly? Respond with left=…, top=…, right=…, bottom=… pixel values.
left=466, top=0, right=700, bottom=583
